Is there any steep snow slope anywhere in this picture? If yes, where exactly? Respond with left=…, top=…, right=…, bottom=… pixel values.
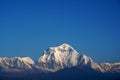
left=0, top=43, right=119, bottom=73
left=100, top=62, right=120, bottom=73
left=0, top=57, right=34, bottom=71
left=36, top=43, right=103, bottom=72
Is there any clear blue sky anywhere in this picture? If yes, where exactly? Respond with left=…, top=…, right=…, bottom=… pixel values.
left=0, top=0, right=120, bottom=63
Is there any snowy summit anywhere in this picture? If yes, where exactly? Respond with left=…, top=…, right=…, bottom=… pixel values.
left=0, top=43, right=119, bottom=73
left=36, top=43, right=102, bottom=72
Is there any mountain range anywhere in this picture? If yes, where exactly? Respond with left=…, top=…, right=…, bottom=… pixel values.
left=0, top=43, right=120, bottom=80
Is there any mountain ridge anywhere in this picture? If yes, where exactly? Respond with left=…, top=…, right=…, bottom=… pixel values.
left=0, top=43, right=119, bottom=74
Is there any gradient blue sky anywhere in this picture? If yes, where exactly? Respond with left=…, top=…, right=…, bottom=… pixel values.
left=0, top=0, right=120, bottom=63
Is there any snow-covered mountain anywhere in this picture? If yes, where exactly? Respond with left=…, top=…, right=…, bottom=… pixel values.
left=36, top=43, right=80, bottom=71
left=100, top=62, right=120, bottom=73
left=0, top=57, right=34, bottom=72
left=36, top=44, right=105, bottom=72
left=0, top=43, right=119, bottom=73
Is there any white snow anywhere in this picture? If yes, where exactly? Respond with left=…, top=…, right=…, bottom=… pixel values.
left=100, top=62, right=120, bottom=72
left=22, top=57, right=34, bottom=65
left=37, top=43, right=94, bottom=71
left=0, top=57, right=34, bottom=70
left=0, top=43, right=119, bottom=73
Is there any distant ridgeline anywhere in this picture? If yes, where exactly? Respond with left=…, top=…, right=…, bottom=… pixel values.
left=0, top=43, right=120, bottom=80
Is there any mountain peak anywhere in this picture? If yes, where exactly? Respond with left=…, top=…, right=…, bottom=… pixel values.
left=59, top=43, right=71, bottom=47
left=55, top=43, right=75, bottom=52
left=37, top=43, right=80, bottom=71
left=0, top=57, right=34, bottom=71
left=44, top=43, right=76, bottom=55
left=0, top=44, right=119, bottom=75
left=21, top=57, right=34, bottom=65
